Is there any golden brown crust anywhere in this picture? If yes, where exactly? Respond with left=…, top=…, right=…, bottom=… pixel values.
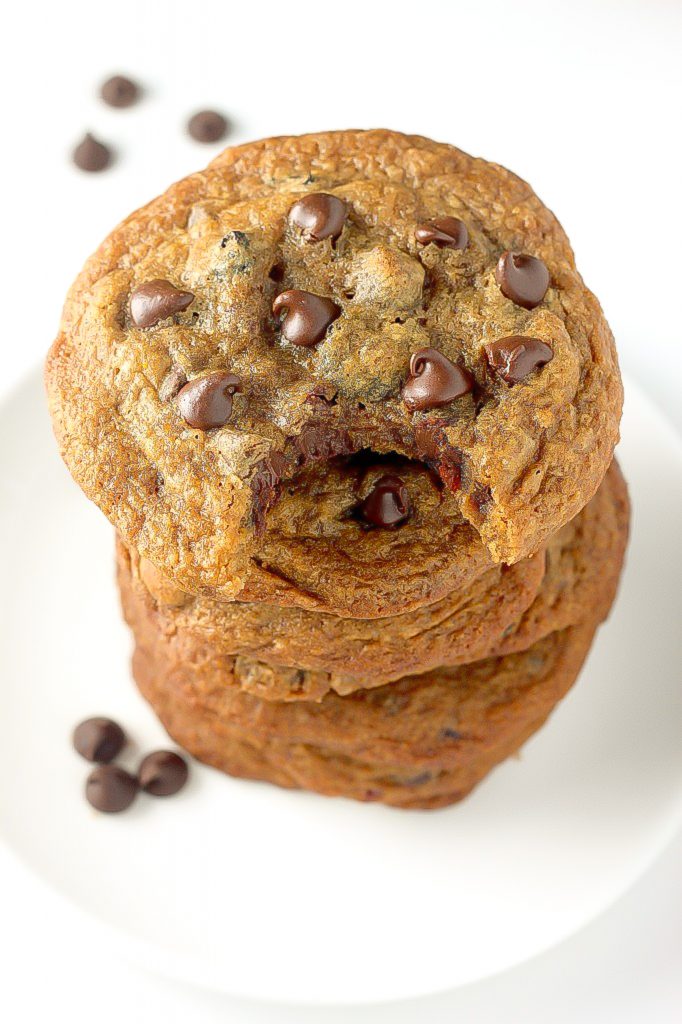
left=116, top=453, right=627, bottom=809
left=491, top=460, right=630, bottom=656
left=127, top=597, right=599, bottom=809
left=117, top=462, right=629, bottom=700
left=47, top=130, right=622, bottom=609
left=120, top=539, right=544, bottom=698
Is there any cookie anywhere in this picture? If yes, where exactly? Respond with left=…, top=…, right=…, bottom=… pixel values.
left=232, top=454, right=496, bottom=616
left=119, top=539, right=545, bottom=699
left=126, top=588, right=600, bottom=809
left=47, top=130, right=622, bottom=606
left=491, top=460, right=630, bottom=656
left=117, top=462, right=628, bottom=700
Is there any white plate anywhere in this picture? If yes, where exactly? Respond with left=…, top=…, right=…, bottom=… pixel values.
left=0, top=370, right=680, bottom=1006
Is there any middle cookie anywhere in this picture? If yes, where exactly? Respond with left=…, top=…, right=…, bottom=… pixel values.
left=118, top=462, right=628, bottom=702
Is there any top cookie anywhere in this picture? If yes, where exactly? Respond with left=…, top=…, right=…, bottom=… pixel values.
left=46, top=130, right=622, bottom=601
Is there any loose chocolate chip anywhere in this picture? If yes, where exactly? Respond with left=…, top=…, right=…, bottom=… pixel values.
left=100, top=74, right=140, bottom=108
left=361, top=474, right=411, bottom=527
left=187, top=110, right=228, bottom=143
left=139, top=750, right=189, bottom=796
left=73, top=717, right=126, bottom=763
left=272, top=290, right=341, bottom=346
left=130, top=279, right=195, bottom=328
left=72, top=133, right=112, bottom=172
left=85, top=765, right=138, bottom=813
left=176, top=371, right=242, bottom=429
left=415, top=216, right=468, bottom=249
left=484, top=336, right=554, bottom=384
left=288, top=193, right=348, bottom=242
left=495, top=251, right=550, bottom=309
left=401, top=348, right=474, bottom=411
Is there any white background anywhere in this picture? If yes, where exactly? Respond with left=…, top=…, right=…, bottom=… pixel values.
left=1, top=0, right=680, bottom=1020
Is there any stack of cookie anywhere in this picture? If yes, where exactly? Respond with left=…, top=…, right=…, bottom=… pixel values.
left=46, top=130, right=628, bottom=809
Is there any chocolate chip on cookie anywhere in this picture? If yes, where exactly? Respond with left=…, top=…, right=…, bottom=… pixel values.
left=176, top=372, right=242, bottom=429
left=47, top=129, right=624, bottom=598
left=288, top=193, right=347, bottom=242
left=100, top=74, right=140, bottom=108
left=402, top=348, right=474, bottom=410
left=130, top=280, right=195, bottom=328
left=485, top=336, right=554, bottom=384
left=73, top=717, right=126, bottom=763
left=361, top=474, right=411, bottom=527
left=415, top=217, right=468, bottom=249
left=85, top=765, right=138, bottom=813
left=72, top=133, right=112, bottom=172
left=272, top=290, right=341, bottom=346
left=495, top=252, right=550, bottom=309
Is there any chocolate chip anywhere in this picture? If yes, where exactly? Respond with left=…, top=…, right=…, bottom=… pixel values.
left=296, top=425, right=353, bottom=463
left=158, top=364, right=188, bottom=403
left=72, top=133, right=112, bottom=172
left=401, top=348, right=474, bottom=411
left=187, top=110, right=228, bottom=143
left=85, top=765, right=138, bottom=813
left=176, top=371, right=242, bottom=429
left=138, top=750, right=189, bottom=796
left=251, top=451, right=288, bottom=528
left=288, top=193, right=348, bottom=242
left=405, top=771, right=432, bottom=787
left=441, top=727, right=463, bottom=740
left=130, top=279, right=195, bottom=328
left=361, top=474, right=411, bottom=527
left=415, top=217, right=468, bottom=249
left=100, top=74, right=140, bottom=108
left=73, top=717, right=126, bottom=763
left=272, top=290, right=341, bottom=346
left=484, top=336, right=554, bottom=384
left=495, top=251, right=550, bottom=309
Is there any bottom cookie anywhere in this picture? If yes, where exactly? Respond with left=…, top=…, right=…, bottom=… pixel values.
left=124, top=543, right=605, bottom=807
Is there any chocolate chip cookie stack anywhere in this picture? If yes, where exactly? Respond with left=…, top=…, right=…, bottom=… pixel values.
left=46, top=130, right=628, bottom=809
